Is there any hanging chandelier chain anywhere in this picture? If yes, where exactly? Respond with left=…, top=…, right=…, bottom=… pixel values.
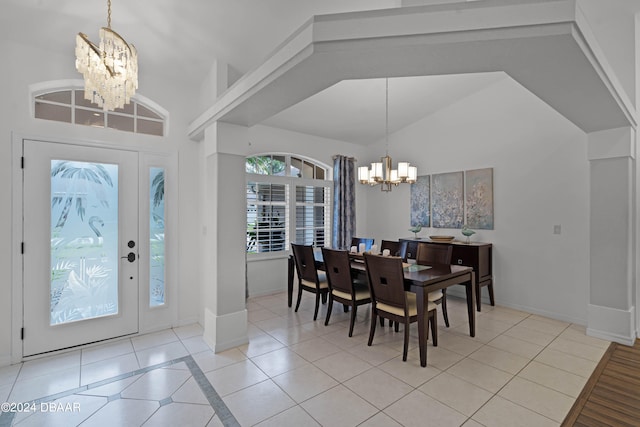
left=385, top=78, right=389, bottom=156
left=107, top=0, right=112, bottom=29
left=357, top=76, right=417, bottom=190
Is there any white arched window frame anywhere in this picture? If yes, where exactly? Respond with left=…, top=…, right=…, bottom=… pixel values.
left=246, top=153, right=333, bottom=258
left=29, top=80, right=168, bottom=137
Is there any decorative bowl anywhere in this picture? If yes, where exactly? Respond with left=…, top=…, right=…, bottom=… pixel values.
left=429, top=235, right=455, bottom=242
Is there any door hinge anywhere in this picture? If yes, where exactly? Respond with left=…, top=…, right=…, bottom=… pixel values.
left=21, top=156, right=24, bottom=169
left=21, top=328, right=24, bottom=340
left=21, top=242, right=24, bottom=254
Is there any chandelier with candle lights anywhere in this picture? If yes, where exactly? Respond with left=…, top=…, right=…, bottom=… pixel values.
left=75, top=0, right=138, bottom=111
left=358, top=78, right=417, bottom=191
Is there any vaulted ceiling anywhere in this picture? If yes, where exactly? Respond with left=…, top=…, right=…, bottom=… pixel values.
left=3, top=0, right=639, bottom=144
left=261, top=73, right=507, bottom=145
left=188, top=0, right=640, bottom=142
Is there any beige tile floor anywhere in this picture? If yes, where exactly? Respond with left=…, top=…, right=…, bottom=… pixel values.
left=0, top=292, right=610, bottom=426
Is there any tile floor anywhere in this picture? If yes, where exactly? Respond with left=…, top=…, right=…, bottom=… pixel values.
left=0, top=292, right=610, bottom=426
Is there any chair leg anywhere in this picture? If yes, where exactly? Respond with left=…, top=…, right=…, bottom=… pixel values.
left=476, top=283, right=482, bottom=312
left=430, top=310, right=438, bottom=347
left=343, top=304, right=349, bottom=313
left=380, top=317, right=385, bottom=327
left=348, top=305, right=357, bottom=337
left=402, top=320, right=409, bottom=361
left=488, top=283, right=495, bottom=306
left=294, top=285, right=303, bottom=312
left=368, top=311, right=377, bottom=346
left=441, top=290, right=450, bottom=328
left=324, top=295, right=333, bottom=326
left=313, top=292, right=321, bottom=321
left=394, top=321, right=399, bottom=333
left=321, top=293, right=328, bottom=304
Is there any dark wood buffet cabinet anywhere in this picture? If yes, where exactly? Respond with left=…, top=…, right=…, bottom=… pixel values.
left=400, top=238, right=494, bottom=311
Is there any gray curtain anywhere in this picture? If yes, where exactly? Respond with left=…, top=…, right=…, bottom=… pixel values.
left=332, top=155, right=356, bottom=249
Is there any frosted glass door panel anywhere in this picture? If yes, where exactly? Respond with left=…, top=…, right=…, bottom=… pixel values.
left=50, top=160, right=119, bottom=325
left=149, top=167, right=165, bottom=307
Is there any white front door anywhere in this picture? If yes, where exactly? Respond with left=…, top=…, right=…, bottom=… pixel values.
left=23, top=140, right=139, bottom=356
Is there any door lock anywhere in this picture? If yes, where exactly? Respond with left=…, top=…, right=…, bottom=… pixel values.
left=121, top=252, right=136, bottom=263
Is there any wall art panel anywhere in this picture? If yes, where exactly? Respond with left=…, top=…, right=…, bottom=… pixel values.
left=431, top=171, right=464, bottom=228
left=410, top=175, right=430, bottom=227
left=465, top=168, right=494, bottom=229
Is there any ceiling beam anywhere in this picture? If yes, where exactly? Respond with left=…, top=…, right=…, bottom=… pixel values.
left=188, top=0, right=636, bottom=140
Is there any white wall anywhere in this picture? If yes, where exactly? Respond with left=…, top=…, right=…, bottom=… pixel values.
left=244, top=125, right=367, bottom=297
left=360, top=75, right=591, bottom=324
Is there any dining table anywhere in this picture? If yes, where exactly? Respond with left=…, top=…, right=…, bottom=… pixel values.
left=287, top=249, right=476, bottom=367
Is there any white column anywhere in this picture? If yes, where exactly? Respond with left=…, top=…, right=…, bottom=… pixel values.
left=198, top=59, right=230, bottom=112
left=202, top=121, right=250, bottom=352
left=587, top=126, right=636, bottom=345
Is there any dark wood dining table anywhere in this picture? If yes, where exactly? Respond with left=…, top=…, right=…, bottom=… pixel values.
left=287, top=250, right=476, bottom=367
left=401, top=263, right=475, bottom=366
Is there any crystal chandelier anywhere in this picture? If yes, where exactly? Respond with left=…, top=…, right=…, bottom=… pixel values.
left=75, top=0, right=138, bottom=111
left=358, top=79, right=417, bottom=191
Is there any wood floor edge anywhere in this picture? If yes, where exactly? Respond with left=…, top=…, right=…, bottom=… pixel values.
left=561, top=341, right=617, bottom=426
left=561, top=339, right=640, bottom=427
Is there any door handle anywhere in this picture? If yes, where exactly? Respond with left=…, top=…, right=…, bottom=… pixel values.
left=121, top=252, right=136, bottom=263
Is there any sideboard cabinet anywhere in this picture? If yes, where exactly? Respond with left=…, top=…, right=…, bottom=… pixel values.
left=400, top=238, right=494, bottom=311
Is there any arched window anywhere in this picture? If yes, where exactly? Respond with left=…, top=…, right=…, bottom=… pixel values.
left=33, top=87, right=166, bottom=136
left=246, top=154, right=331, bottom=255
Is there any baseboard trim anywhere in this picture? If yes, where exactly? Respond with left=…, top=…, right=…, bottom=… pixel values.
left=587, top=303, right=636, bottom=345
left=446, top=289, right=587, bottom=325
left=0, top=353, right=11, bottom=368
left=586, top=327, right=636, bottom=346
left=175, top=317, right=200, bottom=328
left=203, top=308, right=248, bottom=353
left=247, top=288, right=288, bottom=299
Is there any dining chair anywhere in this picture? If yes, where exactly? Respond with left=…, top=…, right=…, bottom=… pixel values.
left=379, top=240, right=408, bottom=327
left=291, top=243, right=329, bottom=321
left=380, top=240, right=401, bottom=256
left=380, top=240, right=409, bottom=261
left=378, top=240, right=411, bottom=328
left=351, top=237, right=374, bottom=251
left=376, top=240, right=400, bottom=328
left=321, top=247, right=371, bottom=336
left=363, top=253, right=437, bottom=361
left=415, top=242, right=453, bottom=327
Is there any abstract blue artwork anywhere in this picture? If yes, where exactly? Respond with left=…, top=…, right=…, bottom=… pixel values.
left=465, top=168, right=494, bottom=229
left=431, top=171, right=464, bottom=229
left=410, top=175, right=430, bottom=227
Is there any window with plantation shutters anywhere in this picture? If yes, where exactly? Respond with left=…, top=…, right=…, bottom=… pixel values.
left=295, top=185, right=330, bottom=247
left=246, top=154, right=331, bottom=255
left=246, top=182, right=288, bottom=253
